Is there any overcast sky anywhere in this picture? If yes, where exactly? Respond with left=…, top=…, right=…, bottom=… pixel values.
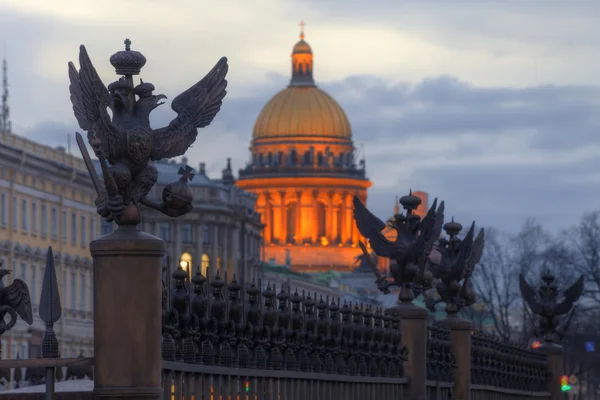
left=1, top=0, right=599, bottom=234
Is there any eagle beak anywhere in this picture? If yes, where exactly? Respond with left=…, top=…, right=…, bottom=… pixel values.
left=385, top=219, right=394, bottom=228
left=7, top=270, right=11, bottom=274
left=154, top=94, right=167, bottom=106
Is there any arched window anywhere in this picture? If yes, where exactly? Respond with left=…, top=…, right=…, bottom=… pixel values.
left=316, top=202, right=326, bottom=238
left=201, top=253, right=210, bottom=277
left=290, top=150, right=297, bottom=165
left=317, top=152, right=324, bottom=166
left=286, top=203, right=297, bottom=243
left=303, top=151, right=310, bottom=166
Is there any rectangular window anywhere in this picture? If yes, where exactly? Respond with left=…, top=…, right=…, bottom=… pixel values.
left=202, top=225, right=210, bottom=244
left=62, top=270, right=68, bottom=305
left=31, top=202, right=37, bottom=233
left=101, top=219, right=112, bottom=235
left=51, top=207, right=58, bottom=240
left=71, top=212, right=77, bottom=245
left=62, top=210, right=67, bottom=243
left=20, top=262, right=26, bottom=282
left=12, top=196, right=17, bottom=230
left=81, top=216, right=86, bottom=246
left=80, top=273, right=87, bottom=311
left=1, top=193, right=6, bottom=225
left=182, top=223, right=193, bottom=243
left=41, top=204, right=48, bottom=237
left=90, top=217, right=96, bottom=241
left=30, top=265, right=37, bottom=304
left=21, top=199, right=27, bottom=231
left=159, top=223, right=171, bottom=241
left=70, top=271, right=77, bottom=309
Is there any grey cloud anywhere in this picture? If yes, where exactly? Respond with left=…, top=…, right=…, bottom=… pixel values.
left=24, top=72, right=600, bottom=235
left=320, top=76, right=600, bottom=150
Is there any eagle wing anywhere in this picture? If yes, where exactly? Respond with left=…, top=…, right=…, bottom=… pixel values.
left=464, top=228, right=485, bottom=279
left=449, top=222, right=475, bottom=279
left=519, top=273, right=542, bottom=315
left=68, top=45, right=120, bottom=163
left=151, top=57, right=229, bottom=160
left=352, top=196, right=395, bottom=258
left=4, top=279, right=33, bottom=325
left=412, top=199, right=445, bottom=258
left=554, top=275, right=584, bottom=315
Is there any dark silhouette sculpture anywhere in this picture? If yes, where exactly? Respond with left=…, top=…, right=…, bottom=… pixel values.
left=0, top=262, right=33, bottom=357
left=426, top=219, right=485, bottom=315
left=353, top=191, right=445, bottom=302
left=520, top=272, right=584, bottom=342
left=69, top=38, right=228, bottom=226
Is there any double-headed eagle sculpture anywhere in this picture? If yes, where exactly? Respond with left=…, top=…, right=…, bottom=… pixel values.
left=353, top=192, right=485, bottom=313
left=353, top=192, right=445, bottom=302
left=520, top=272, right=584, bottom=342
left=0, top=262, right=33, bottom=356
left=68, top=39, right=228, bottom=225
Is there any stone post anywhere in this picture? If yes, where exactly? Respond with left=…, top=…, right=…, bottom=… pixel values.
left=391, top=303, right=428, bottom=400
left=539, top=342, right=564, bottom=400
left=91, top=226, right=165, bottom=399
left=440, top=315, right=472, bottom=400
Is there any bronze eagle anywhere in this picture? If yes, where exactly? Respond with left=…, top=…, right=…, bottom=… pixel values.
left=353, top=196, right=444, bottom=267
left=520, top=272, right=584, bottom=340
left=0, top=267, right=34, bottom=332
left=68, top=44, right=228, bottom=220
left=427, top=223, right=485, bottom=312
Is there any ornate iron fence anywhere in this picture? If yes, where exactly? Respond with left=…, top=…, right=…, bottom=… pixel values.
left=0, top=246, right=93, bottom=397
left=470, top=330, right=550, bottom=399
left=161, top=265, right=410, bottom=399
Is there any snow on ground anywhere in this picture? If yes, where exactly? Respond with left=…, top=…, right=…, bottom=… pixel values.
left=0, top=378, right=93, bottom=393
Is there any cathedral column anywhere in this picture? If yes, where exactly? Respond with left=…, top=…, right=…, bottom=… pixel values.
left=295, top=191, right=302, bottom=244
left=311, top=190, right=319, bottom=244
left=264, top=192, right=272, bottom=244
left=340, top=192, right=350, bottom=244
left=327, top=191, right=334, bottom=242
left=345, top=193, right=353, bottom=245
left=279, top=191, right=287, bottom=244
left=351, top=200, right=360, bottom=246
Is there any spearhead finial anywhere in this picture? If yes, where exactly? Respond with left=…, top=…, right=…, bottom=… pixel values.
left=178, top=165, right=195, bottom=182
left=40, top=246, right=61, bottom=324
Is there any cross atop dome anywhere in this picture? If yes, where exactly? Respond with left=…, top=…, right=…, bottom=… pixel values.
left=299, top=20, right=306, bottom=40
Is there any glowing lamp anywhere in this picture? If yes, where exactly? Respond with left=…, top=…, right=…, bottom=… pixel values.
left=531, top=340, right=541, bottom=349
left=320, top=236, right=329, bottom=246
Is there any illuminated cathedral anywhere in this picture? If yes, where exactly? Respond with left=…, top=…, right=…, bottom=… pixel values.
left=237, top=26, right=428, bottom=272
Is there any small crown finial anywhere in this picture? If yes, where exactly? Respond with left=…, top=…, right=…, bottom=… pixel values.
left=124, top=38, right=131, bottom=51
left=299, top=20, right=306, bottom=40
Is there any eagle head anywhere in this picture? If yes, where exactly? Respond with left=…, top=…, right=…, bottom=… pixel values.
left=0, top=269, right=11, bottom=282
left=385, top=214, right=405, bottom=231
left=136, top=93, right=168, bottom=113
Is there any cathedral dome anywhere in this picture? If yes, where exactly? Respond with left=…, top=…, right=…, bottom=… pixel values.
left=252, top=86, right=352, bottom=140
left=252, top=26, right=352, bottom=140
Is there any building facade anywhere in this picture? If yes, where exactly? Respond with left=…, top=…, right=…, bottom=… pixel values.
left=0, top=131, right=98, bottom=360
left=236, top=28, right=372, bottom=273
left=100, top=158, right=264, bottom=284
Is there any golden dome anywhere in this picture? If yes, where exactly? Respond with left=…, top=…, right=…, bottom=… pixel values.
left=293, top=39, right=312, bottom=54
left=252, top=26, right=352, bottom=140
left=252, top=86, right=352, bottom=139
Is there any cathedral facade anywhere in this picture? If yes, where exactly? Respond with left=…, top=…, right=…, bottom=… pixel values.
left=236, top=28, right=371, bottom=272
